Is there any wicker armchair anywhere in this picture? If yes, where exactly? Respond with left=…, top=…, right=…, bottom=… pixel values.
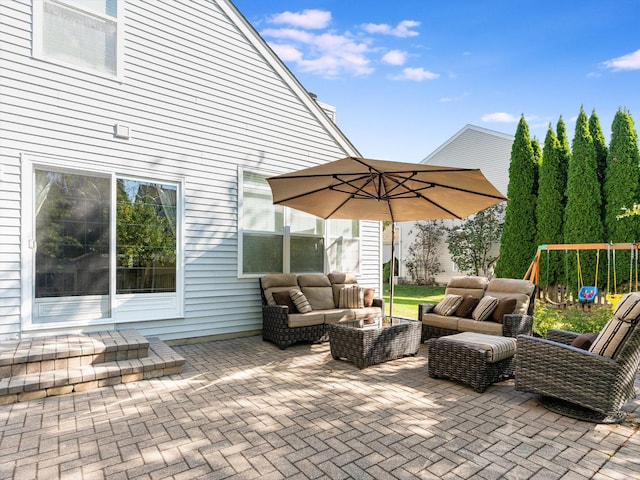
left=515, top=304, right=640, bottom=422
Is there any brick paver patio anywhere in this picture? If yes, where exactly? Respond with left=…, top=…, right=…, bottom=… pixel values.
left=0, top=335, right=638, bottom=479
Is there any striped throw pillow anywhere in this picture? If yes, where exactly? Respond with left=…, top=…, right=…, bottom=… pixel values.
left=339, top=287, right=364, bottom=309
left=433, top=294, right=463, bottom=316
left=472, top=296, right=500, bottom=321
left=290, top=291, right=312, bottom=313
left=613, top=293, right=640, bottom=321
left=589, top=317, right=635, bottom=358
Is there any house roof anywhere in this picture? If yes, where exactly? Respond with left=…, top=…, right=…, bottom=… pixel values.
left=420, top=124, right=514, bottom=196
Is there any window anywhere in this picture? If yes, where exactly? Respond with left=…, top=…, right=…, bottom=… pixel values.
left=328, top=220, right=360, bottom=272
left=239, top=170, right=359, bottom=276
left=34, top=0, right=123, bottom=78
left=28, top=162, right=182, bottom=326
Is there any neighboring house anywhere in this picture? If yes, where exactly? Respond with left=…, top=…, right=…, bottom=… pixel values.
left=386, top=124, right=513, bottom=285
left=0, top=0, right=382, bottom=341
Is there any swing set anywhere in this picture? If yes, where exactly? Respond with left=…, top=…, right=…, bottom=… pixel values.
left=523, top=242, right=640, bottom=308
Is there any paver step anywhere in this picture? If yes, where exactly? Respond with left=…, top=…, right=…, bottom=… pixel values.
left=0, top=337, right=184, bottom=404
left=0, top=330, right=185, bottom=405
left=0, top=329, right=149, bottom=378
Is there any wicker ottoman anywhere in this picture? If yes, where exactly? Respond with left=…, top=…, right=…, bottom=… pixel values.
left=427, top=332, right=517, bottom=393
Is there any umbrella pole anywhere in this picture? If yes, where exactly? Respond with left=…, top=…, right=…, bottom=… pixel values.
left=389, top=223, right=395, bottom=318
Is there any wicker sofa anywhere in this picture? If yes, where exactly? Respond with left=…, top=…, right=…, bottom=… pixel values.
left=259, top=272, right=384, bottom=349
left=418, top=276, right=536, bottom=342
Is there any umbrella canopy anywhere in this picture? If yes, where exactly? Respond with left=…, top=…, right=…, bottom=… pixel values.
left=267, top=156, right=507, bottom=315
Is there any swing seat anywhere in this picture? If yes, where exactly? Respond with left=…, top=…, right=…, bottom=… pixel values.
left=606, top=293, right=625, bottom=309
left=578, top=286, right=598, bottom=303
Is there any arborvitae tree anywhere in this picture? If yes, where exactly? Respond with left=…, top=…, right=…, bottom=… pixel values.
left=495, top=116, right=538, bottom=278
left=589, top=110, right=608, bottom=221
left=604, top=108, right=640, bottom=288
left=536, top=124, right=566, bottom=288
left=564, top=107, right=603, bottom=294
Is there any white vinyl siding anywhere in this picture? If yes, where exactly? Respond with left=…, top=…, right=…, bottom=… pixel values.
left=0, top=0, right=381, bottom=341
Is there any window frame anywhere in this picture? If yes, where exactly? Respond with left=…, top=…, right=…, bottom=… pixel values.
left=32, top=0, right=125, bottom=80
left=238, top=168, right=361, bottom=278
left=21, top=155, right=184, bottom=331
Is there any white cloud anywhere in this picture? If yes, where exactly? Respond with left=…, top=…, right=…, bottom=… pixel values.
left=393, top=67, right=439, bottom=81
left=602, top=49, right=640, bottom=71
left=269, top=44, right=303, bottom=62
left=481, top=112, right=520, bottom=123
left=361, top=20, right=420, bottom=38
left=261, top=28, right=315, bottom=43
left=268, top=9, right=331, bottom=29
left=264, top=30, right=373, bottom=77
left=440, top=92, right=469, bottom=103
left=382, top=50, right=407, bottom=66
left=259, top=11, right=421, bottom=78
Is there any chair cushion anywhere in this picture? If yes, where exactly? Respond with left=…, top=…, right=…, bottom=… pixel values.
left=445, top=275, right=488, bottom=298
left=472, top=296, right=499, bottom=321
left=454, top=295, right=480, bottom=318
left=339, top=287, right=364, bottom=309
left=485, top=278, right=535, bottom=315
left=272, top=290, right=298, bottom=314
left=433, top=294, right=463, bottom=316
left=324, top=309, right=356, bottom=324
left=261, top=274, right=299, bottom=306
left=457, top=318, right=503, bottom=336
left=441, top=332, right=516, bottom=363
left=491, top=297, right=518, bottom=323
left=297, top=274, right=337, bottom=310
left=290, top=291, right=312, bottom=313
left=589, top=317, right=635, bottom=358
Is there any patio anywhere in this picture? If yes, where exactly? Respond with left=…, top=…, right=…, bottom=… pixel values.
left=0, top=335, right=638, bottom=479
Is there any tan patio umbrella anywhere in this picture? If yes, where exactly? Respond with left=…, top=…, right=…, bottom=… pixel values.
left=267, top=156, right=507, bottom=316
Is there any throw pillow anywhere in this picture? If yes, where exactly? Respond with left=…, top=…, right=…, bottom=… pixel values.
left=363, top=288, right=375, bottom=308
left=272, top=290, right=298, bottom=314
left=454, top=295, right=480, bottom=318
left=589, top=317, right=635, bottom=358
left=290, top=291, right=312, bottom=314
left=339, top=287, right=364, bottom=309
left=613, top=293, right=640, bottom=321
left=570, top=332, right=599, bottom=350
left=491, top=297, right=518, bottom=323
left=472, top=296, right=499, bottom=322
left=433, top=294, right=463, bottom=316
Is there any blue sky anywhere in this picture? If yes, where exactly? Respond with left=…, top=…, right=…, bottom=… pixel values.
left=233, top=0, right=640, bottom=163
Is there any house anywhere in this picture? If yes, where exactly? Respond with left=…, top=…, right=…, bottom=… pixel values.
left=386, top=124, right=513, bottom=285
left=0, top=0, right=382, bottom=342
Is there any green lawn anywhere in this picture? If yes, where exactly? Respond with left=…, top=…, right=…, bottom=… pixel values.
left=382, top=283, right=611, bottom=335
left=382, top=284, right=445, bottom=319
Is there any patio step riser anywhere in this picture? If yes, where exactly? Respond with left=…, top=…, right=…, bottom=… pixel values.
left=0, top=332, right=184, bottom=405
left=0, top=347, right=149, bottom=379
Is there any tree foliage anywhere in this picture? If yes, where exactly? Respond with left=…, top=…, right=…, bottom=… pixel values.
left=589, top=110, right=608, bottom=220
left=448, top=204, right=505, bottom=277
left=495, top=115, right=538, bottom=278
left=404, top=220, right=444, bottom=284
left=564, top=107, right=603, bottom=292
left=604, top=109, right=640, bottom=282
left=535, top=123, right=567, bottom=286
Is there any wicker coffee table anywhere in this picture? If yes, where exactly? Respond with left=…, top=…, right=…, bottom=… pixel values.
left=328, top=317, right=421, bottom=369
